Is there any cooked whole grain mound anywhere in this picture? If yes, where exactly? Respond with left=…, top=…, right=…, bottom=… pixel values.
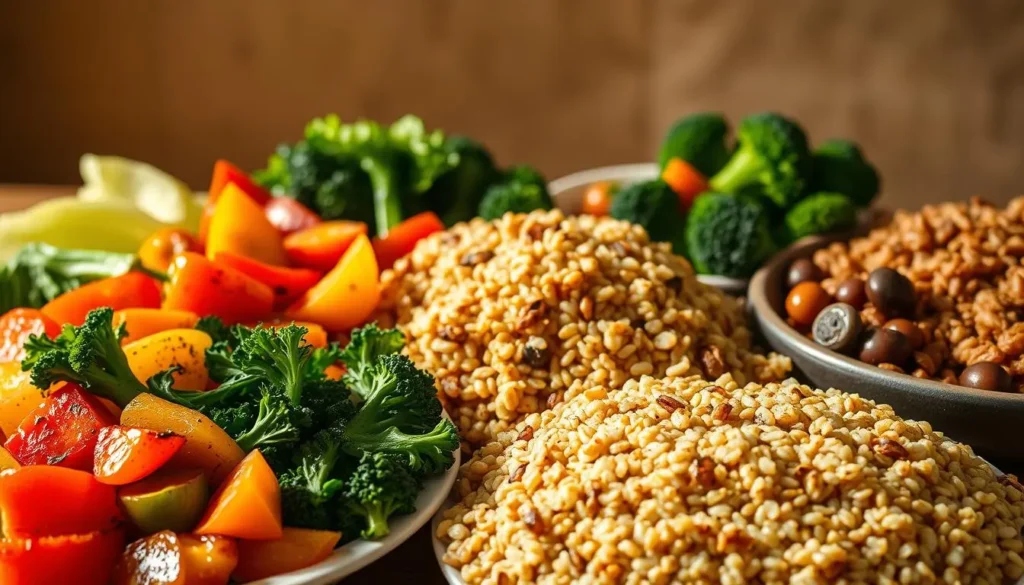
left=437, top=375, right=1024, bottom=585
left=813, top=196, right=1024, bottom=388
left=376, top=210, right=790, bottom=447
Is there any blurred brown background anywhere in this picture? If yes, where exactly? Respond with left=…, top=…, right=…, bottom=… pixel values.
left=2, top=0, right=1024, bottom=209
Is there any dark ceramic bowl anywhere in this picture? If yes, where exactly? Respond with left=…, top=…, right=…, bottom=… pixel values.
left=749, top=235, right=1024, bottom=462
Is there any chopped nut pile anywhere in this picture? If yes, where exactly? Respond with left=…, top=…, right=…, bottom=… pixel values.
left=376, top=210, right=790, bottom=447
left=437, top=375, right=1024, bottom=585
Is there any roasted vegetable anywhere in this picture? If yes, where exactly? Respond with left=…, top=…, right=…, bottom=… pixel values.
left=808, top=139, right=880, bottom=207
left=657, top=112, right=731, bottom=176
left=608, top=179, right=686, bottom=254
left=781, top=192, right=858, bottom=243
left=684, top=192, right=777, bottom=278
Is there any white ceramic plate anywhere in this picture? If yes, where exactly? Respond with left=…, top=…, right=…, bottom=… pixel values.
left=430, top=459, right=1021, bottom=585
left=247, top=445, right=460, bottom=585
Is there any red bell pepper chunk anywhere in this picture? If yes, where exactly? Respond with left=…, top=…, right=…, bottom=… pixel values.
left=0, top=466, right=122, bottom=538
left=41, top=272, right=161, bottom=327
left=5, top=383, right=118, bottom=470
left=265, top=197, right=322, bottom=235
left=162, top=252, right=275, bottom=324
left=372, top=211, right=445, bottom=270
left=93, top=426, right=186, bottom=486
left=283, top=220, right=369, bottom=272
left=0, top=308, right=61, bottom=363
left=0, top=528, right=123, bottom=585
left=200, top=160, right=273, bottom=245
left=213, top=252, right=322, bottom=310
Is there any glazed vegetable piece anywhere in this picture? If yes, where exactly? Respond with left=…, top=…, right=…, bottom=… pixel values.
left=194, top=449, right=283, bottom=540
left=0, top=308, right=60, bottom=363
left=212, top=253, right=322, bottom=311
left=204, top=183, right=287, bottom=266
left=610, top=179, right=687, bottom=253
left=118, top=468, right=210, bottom=535
left=581, top=181, right=616, bottom=217
left=163, top=252, right=275, bottom=324
left=282, top=220, right=369, bottom=272
left=684, top=192, right=777, bottom=278
left=808, top=139, right=881, bottom=207
left=0, top=465, right=121, bottom=537
left=121, top=394, right=245, bottom=486
left=661, top=157, right=709, bottom=209
left=114, top=308, right=200, bottom=345
left=781, top=192, right=857, bottom=243
left=657, top=112, right=732, bottom=176
left=42, top=271, right=161, bottom=326
left=0, top=363, right=47, bottom=436
left=124, top=329, right=213, bottom=389
left=264, top=196, right=322, bottom=235
left=285, top=234, right=380, bottom=332
left=425, top=136, right=499, bottom=226
left=138, top=228, right=201, bottom=274
left=0, top=528, right=123, bottom=585
left=232, top=527, right=341, bottom=582
left=372, top=211, right=445, bottom=270
left=94, top=426, right=186, bottom=485
left=113, top=530, right=237, bottom=585
left=708, top=112, right=812, bottom=209
left=0, top=445, right=20, bottom=471
left=5, top=382, right=117, bottom=469
left=200, top=159, right=273, bottom=245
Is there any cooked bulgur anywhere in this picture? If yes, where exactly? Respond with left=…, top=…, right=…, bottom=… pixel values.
left=437, top=375, right=1024, bottom=585
left=376, top=210, right=790, bottom=447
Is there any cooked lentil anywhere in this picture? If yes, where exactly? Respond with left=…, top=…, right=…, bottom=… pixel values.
left=437, top=375, right=1024, bottom=585
left=376, top=210, right=790, bottom=447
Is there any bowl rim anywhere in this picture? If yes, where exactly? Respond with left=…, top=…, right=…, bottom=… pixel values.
left=748, top=234, right=1024, bottom=407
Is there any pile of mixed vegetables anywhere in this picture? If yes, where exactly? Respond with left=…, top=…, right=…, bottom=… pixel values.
left=582, top=111, right=881, bottom=278
left=0, top=123, right=470, bottom=583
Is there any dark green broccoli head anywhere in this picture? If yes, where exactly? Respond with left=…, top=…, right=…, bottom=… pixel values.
left=609, top=179, right=686, bottom=254
left=657, top=112, right=732, bottom=176
left=708, top=112, right=811, bottom=208
left=781, top=192, right=857, bottom=244
left=684, top=192, right=777, bottom=278
left=341, top=452, right=421, bottom=539
left=808, top=139, right=880, bottom=207
left=478, top=181, right=553, bottom=221
left=426, top=136, right=499, bottom=226
left=502, top=165, right=546, bottom=189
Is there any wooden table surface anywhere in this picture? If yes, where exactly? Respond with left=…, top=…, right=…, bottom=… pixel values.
left=0, top=184, right=451, bottom=585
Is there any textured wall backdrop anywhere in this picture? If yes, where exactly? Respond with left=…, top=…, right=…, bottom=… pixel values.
left=2, top=0, right=1023, bottom=209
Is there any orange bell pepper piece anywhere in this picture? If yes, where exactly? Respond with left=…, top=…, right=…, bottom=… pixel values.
left=163, top=252, right=275, bottom=324
left=324, top=364, right=344, bottom=381
left=661, top=157, right=709, bottom=210
left=214, top=252, right=322, bottom=310
left=113, top=530, right=237, bottom=585
left=201, top=160, right=273, bottom=245
left=0, top=363, right=48, bottom=437
left=5, top=382, right=118, bottom=470
left=372, top=211, right=444, bottom=270
left=94, top=426, right=186, bottom=486
left=283, top=220, right=369, bottom=271
left=0, top=528, right=124, bottom=585
left=0, top=308, right=60, bottom=363
left=205, top=183, right=287, bottom=266
left=265, top=197, right=322, bottom=235
left=233, top=527, right=341, bottom=581
left=42, top=272, right=162, bottom=327
left=0, top=466, right=121, bottom=537
left=285, top=234, right=380, bottom=332
left=138, top=227, right=202, bottom=274
left=194, top=450, right=282, bottom=540
left=114, top=308, right=200, bottom=345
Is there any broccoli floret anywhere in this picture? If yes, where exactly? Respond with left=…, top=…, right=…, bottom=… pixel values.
left=304, top=115, right=457, bottom=236
left=708, top=112, right=811, bottom=208
left=781, top=192, right=857, bottom=243
left=657, top=112, right=732, bottom=176
left=502, top=165, right=546, bottom=189
left=231, top=325, right=312, bottom=405
left=341, top=452, right=420, bottom=539
left=234, top=391, right=301, bottom=452
left=338, top=324, right=405, bottom=387
left=478, top=181, right=553, bottom=221
left=684, top=192, right=777, bottom=278
left=279, top=430, right=347, bottom=530
left=808, top=139, right=880, bottom=207
left=608, top=179, right=686, bottom=254
left=426, top=136, right=499, bottom=226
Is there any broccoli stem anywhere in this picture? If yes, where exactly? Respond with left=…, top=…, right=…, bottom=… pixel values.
left=362, top=159, right=402, bottom=237
left=708, top=146, right=761, bottom=194
left=363, top=505, right=390, bottom=539
left=83, top=363, right=147, bottom=407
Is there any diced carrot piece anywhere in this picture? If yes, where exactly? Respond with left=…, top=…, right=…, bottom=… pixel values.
left=283, top=220, right=369, bottom=272
left=581, top=181, right=614, bottom=216
left=661, top=157, right=709, bottom=210
left=233, top=527, right=341, bottom=581
left=0, top=309, right=60, bottom=363
left=214, top=252, right=322, bottom=310
left=42, top=272, right=162, bottom=327
left=0, top=466, right=121, bottom=538
left=94, top=426, right=186, bottom=486
left=200, top=160, right=273, bottom=245
left=194, top=450, right=282, bottom=540
left=205, top=183, right=287, bottom=266
left=163, top=252, right=274, bottom=325
left=0, top=528, right=123, bottom=585
left=285, top=234, right=380, bottom=332
left=372, top=211, right=444, bottom=270
left=114, top=308, right=199, bottom=345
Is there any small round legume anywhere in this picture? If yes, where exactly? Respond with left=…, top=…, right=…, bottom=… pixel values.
left=866, top=267, right=916, bottom=318
left=812, top=302, right=862, bottom=353
left=785, top=281, right=832, bottom=326
left=860, top=327, right=913, bottom=366
left=959, top=362, right=1013, bottom=392
left=834, top=277, right=867, bottom=309
left=884, top=318, right=924, bottom=350
left=786, top=258, right=823, bottom=290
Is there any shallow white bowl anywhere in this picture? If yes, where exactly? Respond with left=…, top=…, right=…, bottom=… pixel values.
left=246, top=446, right=460, bottom=585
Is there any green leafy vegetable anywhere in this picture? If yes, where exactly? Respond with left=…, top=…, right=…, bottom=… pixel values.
left=341, top=452, right=420, bottom=539
left=658, top=112, right=732, bottom=176
left=609, top=179, right=686, bottom=254
left=781, top=192, right=857, bottom=243
left=684, top=192, right=777, bottom=278
left=808, top=139, right=880, bottom=207
left=477, top=165, right=553, bottom=221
